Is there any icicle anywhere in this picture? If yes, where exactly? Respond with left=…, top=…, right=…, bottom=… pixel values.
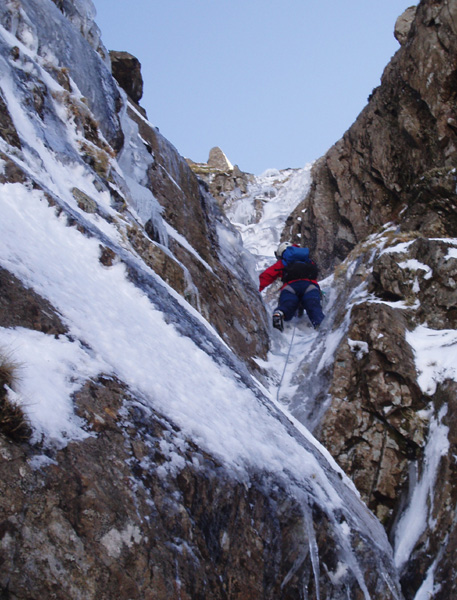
left=280, top=550, right=308, bottom=592
left=303, top=503, right=321, bottom=600
left=332, top=519, right=373, bottom=600
left=183, top=268, right=201, bottom=312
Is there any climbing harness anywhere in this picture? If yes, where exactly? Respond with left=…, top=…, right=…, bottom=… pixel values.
left=276, top=321, right=297, bottom=403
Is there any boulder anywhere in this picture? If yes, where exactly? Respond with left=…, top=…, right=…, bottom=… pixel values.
left=109, top=51, right=143, bottom=103
left=207, top=146, right=233, bottom=171
left=394, top=6, right=417, bottom=45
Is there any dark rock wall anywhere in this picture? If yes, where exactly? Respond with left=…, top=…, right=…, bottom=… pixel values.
left=312, top=235, right=457, bottom=598
left=110, top=51, right=143, bottom=103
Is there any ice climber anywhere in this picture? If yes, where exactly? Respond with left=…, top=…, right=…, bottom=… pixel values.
left=259, top=242, right=325, bottom=332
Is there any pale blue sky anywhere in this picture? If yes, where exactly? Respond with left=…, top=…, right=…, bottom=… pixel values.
left=93, top=1, right=416, bottom=174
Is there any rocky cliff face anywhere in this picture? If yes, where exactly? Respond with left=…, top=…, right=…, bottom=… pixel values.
left=286, top=1, right=457, bottom=276
left=278, top=2, right=457, bottom=598
left=304, top=232, right=457, bottom=600
left=0, top=0, right=405, bottom=599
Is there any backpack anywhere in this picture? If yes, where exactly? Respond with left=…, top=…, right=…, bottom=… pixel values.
left=281, top=246, right=318, bottom=282
left=281, top=246, right=310, bottom=266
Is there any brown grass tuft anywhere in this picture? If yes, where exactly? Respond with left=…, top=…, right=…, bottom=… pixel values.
left=0, top=351, right=32, bottom=442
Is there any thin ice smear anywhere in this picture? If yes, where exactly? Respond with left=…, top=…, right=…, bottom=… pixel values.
left=394, top=406, right=450, bottom=570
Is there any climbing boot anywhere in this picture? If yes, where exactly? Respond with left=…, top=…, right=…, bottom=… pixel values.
left=272, top=310, right=284, bottom=332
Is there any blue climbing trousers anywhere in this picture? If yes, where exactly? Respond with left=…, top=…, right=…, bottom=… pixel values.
left=276, top=280, right=325, bottom=328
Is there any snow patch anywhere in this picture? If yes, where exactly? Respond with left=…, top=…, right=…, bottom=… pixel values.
left=381, top=240, right=416, bottom=255
left=0, top=326, right=108, bottom=447
left=406, top=325, right=457, bottom=395
left=445, top=247, right=457, bottom=260
left=398, top=259, right=433, bottom=279
left=348, top=338, right=369, bottom=360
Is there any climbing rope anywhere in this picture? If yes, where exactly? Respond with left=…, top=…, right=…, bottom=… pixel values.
left=276, top=321, right=297, bottom=403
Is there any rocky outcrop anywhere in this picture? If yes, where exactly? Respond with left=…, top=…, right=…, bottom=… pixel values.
left=0, top=97, right=21, bottom=149
left=285, top=0, right=457, bottom=275
left=110, top=51, right=143, bottom=103
left=0, top=268, right=67, bottom=336
left=208, top=146, right=234, bottom=171
left=187, top=147, right=254, bottom=202
left=394, top=6, right=417, bottom=45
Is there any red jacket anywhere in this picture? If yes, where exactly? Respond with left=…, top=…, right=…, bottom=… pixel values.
left=258, top=259, right=318, bottom=292
left=259, top=260, right=284, bottom=292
